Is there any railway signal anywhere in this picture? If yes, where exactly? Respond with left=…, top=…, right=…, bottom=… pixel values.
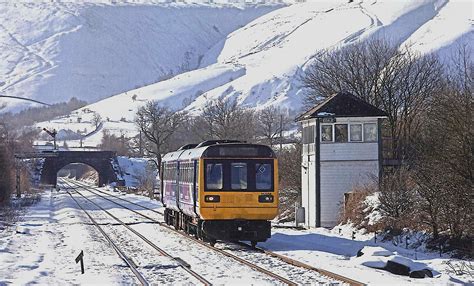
left=42, top=128, right=57, bottom=150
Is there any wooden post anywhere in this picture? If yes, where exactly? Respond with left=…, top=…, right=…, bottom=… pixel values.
left=75, top=250, right=84, bottom=274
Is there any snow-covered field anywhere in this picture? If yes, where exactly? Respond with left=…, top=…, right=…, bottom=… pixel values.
left=1, top=182, right=471, bottom=285
left=31, top=0, right=473, bottom=148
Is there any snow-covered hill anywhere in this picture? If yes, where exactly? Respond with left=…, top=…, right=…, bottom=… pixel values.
left=0, top=1, right=279, bottom=112
left=33, top=0, right=473, bottom=147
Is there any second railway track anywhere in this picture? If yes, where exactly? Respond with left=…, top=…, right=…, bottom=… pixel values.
left=64, top=179, right=363, bottom=285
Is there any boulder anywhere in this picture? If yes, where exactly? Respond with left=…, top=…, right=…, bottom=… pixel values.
left=385, top=260, right=411, bottom=276
left=409, top=269, right=434, bottom=278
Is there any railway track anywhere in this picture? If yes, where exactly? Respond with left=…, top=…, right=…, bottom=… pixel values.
left=62, top=179, right=296, bottom=285
left=61, top=180, right=211, bottom=286
left=65, top=189, right=149, bottom=285
left=64, top=179, right=363, bottom=285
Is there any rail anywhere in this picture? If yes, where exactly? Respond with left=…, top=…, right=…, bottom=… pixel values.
left=61, top=179, right=211, bottom=286
left=65, top=188, right=148, bottom=285
left=66, top=179, right=361, bottom=285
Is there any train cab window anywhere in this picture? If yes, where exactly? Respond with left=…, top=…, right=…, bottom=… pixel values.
left=206, top=163, right=223, bottom=190
left=231, top=163, right=247, bottom=190
left=256, top=163, right=272, bottom=190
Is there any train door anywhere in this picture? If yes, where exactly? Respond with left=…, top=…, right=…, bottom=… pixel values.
left=175, top=161, right=180, bottom=209
left=192, top=160, right=199, bottom=216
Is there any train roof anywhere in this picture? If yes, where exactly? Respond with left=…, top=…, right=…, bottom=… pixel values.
left=162, top=142, right=276, bottom=163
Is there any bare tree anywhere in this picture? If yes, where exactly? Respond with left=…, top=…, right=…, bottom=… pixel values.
left=99, top=130, right=131, bottom=156
left=412, top=45, right=473, bottom=239
left=302, top=38, right=443, bottom=160
left=92, top=113, right=102, bottom=129
left=377, top=166, right=416, bottom=229
left=0, top=123, right=14, bottom=204
left=276, top=143, right=302, bottom=221
left=192, top=97, right=256, bottom=142
left=135, top=101, right=188, bottom=171
left=256, top=106, right=291, bottom=147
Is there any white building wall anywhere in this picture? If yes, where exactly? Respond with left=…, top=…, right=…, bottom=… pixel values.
left=320, top=142, right=379, bottom=161
left=320, top=160, right=378, bottom=227
left=301, top=157, right=317, bottom=227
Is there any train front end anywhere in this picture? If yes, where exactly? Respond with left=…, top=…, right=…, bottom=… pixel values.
left=198, top=144, right=278, bottom=244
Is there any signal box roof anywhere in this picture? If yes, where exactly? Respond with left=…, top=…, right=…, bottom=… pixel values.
left=296, top=91, right=388, bottom=121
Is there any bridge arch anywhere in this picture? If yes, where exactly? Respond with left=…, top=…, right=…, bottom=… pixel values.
left=57, top=162, right=99, bottom=186
left=40, top=151, right=120, bottom=187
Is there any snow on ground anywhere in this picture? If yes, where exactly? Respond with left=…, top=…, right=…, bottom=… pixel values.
left=260, top=225, right=472, bottom=285
left=0, top=1, right=279, bottom=112
left=1, top=182, right=471, bottom=285
left=31, top=0, right=473, bottom=148
left=0, top=190, right=133, bottom=284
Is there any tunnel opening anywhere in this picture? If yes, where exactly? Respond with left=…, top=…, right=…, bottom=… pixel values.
left=57, top=163, right=99, bottom=187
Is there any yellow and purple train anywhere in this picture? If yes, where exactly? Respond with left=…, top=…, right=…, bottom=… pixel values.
left=161, top=140, right=278, bottom=246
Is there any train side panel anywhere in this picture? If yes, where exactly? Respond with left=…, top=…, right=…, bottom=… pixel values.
left=162, top=161, right=179, bottom=212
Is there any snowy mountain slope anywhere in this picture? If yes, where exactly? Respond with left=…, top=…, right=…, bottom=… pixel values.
left=402, top=0, right=473, bottom=60
left=0, top=2, right=279, bottom=112
left=35, top=63, right=244, bottom=147
left=188, top=0, right=466, bottom=112
left=35, top=0, right=473, bottom=147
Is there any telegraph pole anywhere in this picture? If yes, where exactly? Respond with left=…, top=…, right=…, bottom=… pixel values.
left=15, top=159, right=21, bottom=198
left=279, top=114, right=283, bottom=152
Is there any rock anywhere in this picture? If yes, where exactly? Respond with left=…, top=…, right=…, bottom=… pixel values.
left=357, top=246, right=394, bottom=257
left=385, top=260, right=410, bottom=276
left=16, top=226, right=30, bottom=234
left=409, top=269, right=433, bottom=278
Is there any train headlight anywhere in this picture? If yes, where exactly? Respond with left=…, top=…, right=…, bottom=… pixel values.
left=205, top=195, right=220, bottom=203
left=258, top=194, right=274, bottom=203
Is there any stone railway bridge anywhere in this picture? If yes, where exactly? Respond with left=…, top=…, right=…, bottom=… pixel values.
left=16, top=151, right=123, bottom=187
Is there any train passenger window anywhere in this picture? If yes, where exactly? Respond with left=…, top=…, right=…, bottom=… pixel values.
left=231, top=163, right=247, bottom=190
left=256, top=163, right=272, bottom=190
left=206, top=163, right=223, bottom=190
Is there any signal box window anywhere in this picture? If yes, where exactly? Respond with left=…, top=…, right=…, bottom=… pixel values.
left=256, top=163, right=272, bottom=190
left=206, top=163, right=223, bottom=190
left=364, top=123, right=377, bottom=142
left=321, top=125, right=333, bottom=142
left=350, top=124, right=362, bottom=142
left=231, top=163, right=247, bottom=190
left=335, top=124, right=348, bottom=142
